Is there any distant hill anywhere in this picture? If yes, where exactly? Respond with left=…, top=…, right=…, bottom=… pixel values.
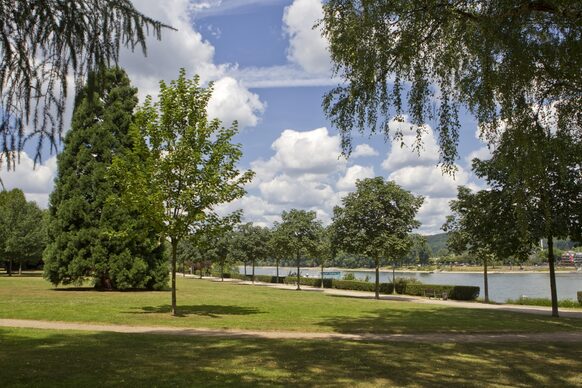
left=425, top=233, right=449, bottom=256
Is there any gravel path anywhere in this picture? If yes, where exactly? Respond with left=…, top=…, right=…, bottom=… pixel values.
left=2, top=318, right=582, bottom=343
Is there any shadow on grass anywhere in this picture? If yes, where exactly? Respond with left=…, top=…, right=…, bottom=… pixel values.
left=131, top=304, right=263, bottom=318
left=316, top=306, right=582, bottom=334
left=52, top=287, right=170, bottom=293
left=1, top=328, right=581, bottom=387
left=0, top=272, right=44, bottom=278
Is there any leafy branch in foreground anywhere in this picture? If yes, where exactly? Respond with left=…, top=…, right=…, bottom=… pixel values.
left=0, top=0, right=173, bottom=169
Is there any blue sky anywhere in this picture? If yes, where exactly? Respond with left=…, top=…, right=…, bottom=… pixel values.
left=4, top=0, right=490, bottom=234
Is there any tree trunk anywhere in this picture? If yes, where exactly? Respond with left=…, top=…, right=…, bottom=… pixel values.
left=296, top=253, right=301, bottom=291
left=244, top=262, right=247, bottom=276
left=8, top=259, right=12, bottom=276
left=18, top=261, right=22, bottom=276
left=252, top=259, right=255, bottom=284
left=375, top=260, right=380, bottom=299
left=483, top=255, right=489, bottom=303
left=171, top=239, right=178, bottom=316
left=221, top=262, right=224, bottom=282
left=392, top=261, right=396, bottom=294
left=276, top=259, right=280, bottom=283
left=547, top=235, right=559, bottom=317
left=320, top=262, right=324, bottom=288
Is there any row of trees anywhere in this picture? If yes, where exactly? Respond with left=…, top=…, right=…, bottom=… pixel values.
left=178, top=178, right=424, bottom=300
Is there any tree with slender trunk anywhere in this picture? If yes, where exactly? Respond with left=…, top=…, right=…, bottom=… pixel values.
left=332, top=178, right=423, bottom=299
left=112, top=69, right=253, bottom=316
left=231, top=223, right=270, bottom=284
left=276, top=210, right=322, bottom=291
left=473, top=126, right=582, bottom=316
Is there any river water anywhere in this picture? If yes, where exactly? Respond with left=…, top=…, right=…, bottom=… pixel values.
left=239, top=266, right=582, bottom=303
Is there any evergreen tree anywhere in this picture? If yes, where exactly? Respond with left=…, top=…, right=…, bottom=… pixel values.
left=43, top=68, right=167, bottom=290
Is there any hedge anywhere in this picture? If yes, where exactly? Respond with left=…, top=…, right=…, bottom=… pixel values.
left=405, top=284, right=480, bottom=301
left=283, top=276, right=332, bottom=288
left=228, top=274, right=479, bottom=301
left=578, top=291, right=582, bottom=306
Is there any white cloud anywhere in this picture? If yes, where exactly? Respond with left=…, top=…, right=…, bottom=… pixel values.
left=465, top=146, right=492, bottom=166
left=283, top=0, right=331, bottom=75
left=120, top=0, right=265, bottom=128
left=388, top=166, right=469, bottom=199
left=229, top=65, right=339, bottom=88
left=207, top=77, right=266, bottom=128
left=0, top=153, right=57, bottom=208
left=351, top=144, right=379, bottom=158
left=269, top=127, right=346, bottom=175
left=336, top=165, right=375, bottom=191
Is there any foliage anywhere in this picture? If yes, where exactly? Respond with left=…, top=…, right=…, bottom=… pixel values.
left=393, top=277, right=422, bottom=294
left=331, top=279, right=394, bottom=294
left=321, top=1, right=581, bottom=171
left=342, top=272, right=356, bottom=280
left=0, top=189, right=46, bottom=274
left=43, top=68, right=167, bottom=290
left=332, top=177, right=423, bottom=298
left=404, top=284, right=480, bottom=301
left=113, top=69, right=253, bottom=314
left=0, top=0, right=172, bottom=168
left=579, top=291, right=582, bottom=306
left=275, top=209, right=322, bottom=289
left=473, top=124, right=582, bottom=316
left=230, top=223, right=270, bottom=282
left=506, top=296, right=581, bottom=309
left=403, top=234, right=432, bottom=265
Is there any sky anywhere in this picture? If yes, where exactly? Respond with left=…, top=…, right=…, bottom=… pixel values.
left=3, top=0, right=492, bottom=235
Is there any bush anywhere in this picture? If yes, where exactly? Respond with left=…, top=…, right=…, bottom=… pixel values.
left=331, top=279, right=394, bottom=294
left=404, top=284, right=480, bottom=301
left=507, top=296, right=581, bottom=309
left=253, top=275, right=286, bottom=284
left=393, top=277, right=422, bottom=294
left=342, top=272, right=356, bottom=280
left=283, top=276, right=332, bottom=288
left=578, top=291, right=582, bottom=306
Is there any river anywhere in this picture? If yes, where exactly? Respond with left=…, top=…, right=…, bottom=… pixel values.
left=239, top=266, right=582, bottom=303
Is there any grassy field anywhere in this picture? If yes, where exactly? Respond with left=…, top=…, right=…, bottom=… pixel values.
left=2, top=275, right=582, bottom=387
left=1, top=327, right=581, bottom=387
left=1, top=275, right=581, bottom=334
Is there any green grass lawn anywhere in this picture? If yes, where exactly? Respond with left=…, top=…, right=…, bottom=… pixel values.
left=1, top=276, right=581, bottom=334
left=1, top=327, right=581, bottom=387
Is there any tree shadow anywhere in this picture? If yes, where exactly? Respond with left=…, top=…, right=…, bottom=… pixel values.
left=1, top=328, right=580, bottom=387
left=131, top=304, right=263, bottom=318
left=327, top=293, right=418, bottom=302
left=316, top=306, right=582, bottom=334
left=52, top=287, right=169, bottom=293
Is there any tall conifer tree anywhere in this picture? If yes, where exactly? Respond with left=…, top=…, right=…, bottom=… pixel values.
left=43, top=68, right=167, bottom=290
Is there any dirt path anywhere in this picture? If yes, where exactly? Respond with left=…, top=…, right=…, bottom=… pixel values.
left=1, top=318, right=582, bottom=343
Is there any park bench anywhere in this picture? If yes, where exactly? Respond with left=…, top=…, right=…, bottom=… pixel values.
left=423, top=288, right=448, bottom=300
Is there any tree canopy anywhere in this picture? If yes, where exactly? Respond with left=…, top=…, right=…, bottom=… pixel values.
left=321, top=1, right=581, bottom=170
left=275, top=209, right=322, bottom=290
left=0, top=189, right=46, bottom=275
left=114, top=69, right=253, bottom=315
left=332, top=177, right=423, bottom=298
left=0, top=0, right=172, bottom=169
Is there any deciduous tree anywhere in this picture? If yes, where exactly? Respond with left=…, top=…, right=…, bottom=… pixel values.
left=332, top=177, right=423, bottom=299
left=276, top=209, right=322, bottom=290
left=321, top=1, right=581, bottom=170
left=114, top=69, right=253, bottom=315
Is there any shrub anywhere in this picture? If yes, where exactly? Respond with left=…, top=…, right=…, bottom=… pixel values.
left=404, top=284, right=480, bottom=301
left=393, top=277, right=422, bottom=294
left=331, top=279, right=394, bottom=294
left=253, top=275, right=286, bottom=284
left=342, top=272, right=356, bottom=280
left=283, top=276, right=332, bottom=288
left=578, top=291, right=582, bottom=306
left=507, top=296, right=581, bottom=309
